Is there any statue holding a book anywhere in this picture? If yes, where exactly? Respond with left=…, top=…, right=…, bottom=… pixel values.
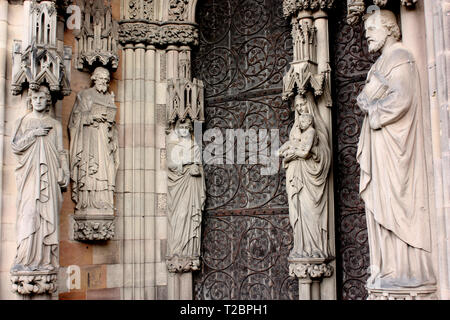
left=69, top=66, right=119, bottom=216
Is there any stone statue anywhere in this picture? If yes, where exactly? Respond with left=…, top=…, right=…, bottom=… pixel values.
left=357, top=10, right=436, bottom=290
left=166, top=117, right=206, bottom=272
left=280, top=93, right=331, bottom=259
left=69, top=66, right=119, bottom=215
left=11, top=85, right=69, bottom=273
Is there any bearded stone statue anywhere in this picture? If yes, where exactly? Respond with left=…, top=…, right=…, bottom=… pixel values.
left=357, top=9, right=436, bottom=291
left=69, top=66, right=119, bottom=216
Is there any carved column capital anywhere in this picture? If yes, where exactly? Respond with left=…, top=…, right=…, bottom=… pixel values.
left=283, top=0, right=335, bottom=19
left=118, top=21, right=199, bottom=48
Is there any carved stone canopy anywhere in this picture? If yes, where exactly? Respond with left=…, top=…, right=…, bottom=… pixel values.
left=167, top=56, right=205, bottom=125
left=11, top=43, right=72, bottom=98
left=74, top=0, right=119, bottom=71
left=11, top=0, right=71, bottom=98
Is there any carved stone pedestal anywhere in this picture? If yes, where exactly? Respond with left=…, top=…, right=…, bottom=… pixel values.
left=289, top=257, right=333, bottom=300
left=166, top=255, right=200, bottom=273
left=73, top=215, right=115, bottom=241
left=10, top=271, right=57, bottom=295
left=367, top=287, right=437, bottom=300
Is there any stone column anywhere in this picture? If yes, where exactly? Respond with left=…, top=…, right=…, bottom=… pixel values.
left=118, top=0, right=200, bottom=301
left=0, top=0, right=7, bottom=261
left=424, top=0, right=450, bottom=300
left=119, top=41, right=160, bottom=300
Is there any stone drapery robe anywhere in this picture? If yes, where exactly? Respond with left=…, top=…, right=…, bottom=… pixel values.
left=69, top=87, right=119, bottom=214
left=167, top=131, right=206, bottom=268
left=284, top=96, right=331, bottom=259
left=11, top=114, right=68, bottom=270
left=357, top=42, right=436, bottom=289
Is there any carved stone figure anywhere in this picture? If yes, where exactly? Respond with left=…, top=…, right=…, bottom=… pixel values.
left=280, top=93, right=331, bottom=259
left=69, top=66, right=119, bottom=216
left=10, top=85, right=69, bottom=275
left=168, top=0, right=190, bottom=21
left=357, top=10, right=436, bottom=291
left=166, top=117, right=206, bottom=273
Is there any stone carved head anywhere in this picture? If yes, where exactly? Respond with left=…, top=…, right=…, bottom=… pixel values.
left=175, top=117, right=193, bottom=138
left=28, top=85, right=52, bottom=112
left=295, top=94, right=308, bottom=115
left=91, top=67, right=111, bottom=93
left=363, top=9, right=401, bottom=53
left=299, top=113, right=314, bottom=130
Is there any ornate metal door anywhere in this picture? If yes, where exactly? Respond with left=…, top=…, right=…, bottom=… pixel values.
left=193, top=0, right=374, bottom=300
left=330, top=1, right=377, bottom=300
left=192, top=0, right=297, bottom=300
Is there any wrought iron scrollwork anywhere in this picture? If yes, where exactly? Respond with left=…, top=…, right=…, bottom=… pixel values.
left=193, top=0, right=295, bottom=300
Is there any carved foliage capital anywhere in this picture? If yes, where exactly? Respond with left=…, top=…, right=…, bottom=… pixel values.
left=283, top=0, right=335, bottom=18
left=119, top=22, right=199, bottom=47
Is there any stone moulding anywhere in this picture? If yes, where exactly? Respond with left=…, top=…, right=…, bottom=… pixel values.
left=10, top=271, right=57, bottom=295
left=73, top=215, right=115, bottom=241
left=118, top=21, right=199, bottom=47
left=367, top=286, right=438, bottom=300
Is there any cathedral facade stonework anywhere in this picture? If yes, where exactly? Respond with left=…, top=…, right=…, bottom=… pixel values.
left=0, top=0, right=448, bottom=301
